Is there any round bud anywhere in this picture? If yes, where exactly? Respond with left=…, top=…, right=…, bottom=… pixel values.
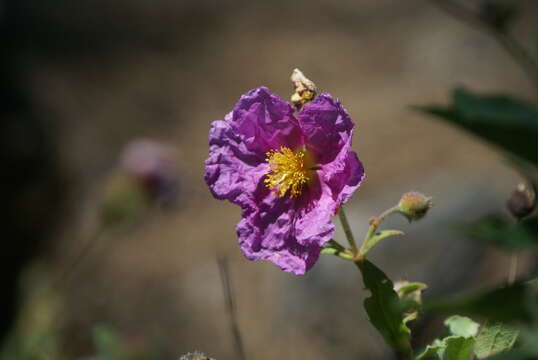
left=398, top=191, right=433, bottom=222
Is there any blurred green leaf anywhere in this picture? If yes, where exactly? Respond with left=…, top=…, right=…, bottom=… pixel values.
left=417, top=339, right=445, bottom=360
left=92, top=324, right=127, bottom=360
left=357, top=260, right=411, bottom=354
left=417, top=316, right=478, bottom=360
left=417, top=336, right=476, bottom=360
left=474, top=321, right=519, bottom=359
left=443, top=336, right=476, bottom=360
left=465, top=215, right=538, bottom=251
left=487, top=349, right=538, bottom=360
left=424, top=282, right=535, bottom=324
left=444, top=315, right=480, bottom=338
left=416, top=88, right=538, bottom=164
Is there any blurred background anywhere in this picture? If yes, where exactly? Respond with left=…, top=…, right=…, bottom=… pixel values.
left=2, top=0, right=538, bottom=358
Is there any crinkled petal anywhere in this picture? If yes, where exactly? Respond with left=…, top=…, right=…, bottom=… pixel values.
left=204, top=116, right=267, bottom=207
left=235, top=181, right=331, bottom=275
left=322, top=150, right=365, bottom=208
left=332, top=151, right=365, bottom=206
left=237, top=211, right=322, bottom=275
left=297, top=93, right=354, bottom=164
left=231, top=87, right=303, bottom=153
left=292, top=175, right=336, bottom=247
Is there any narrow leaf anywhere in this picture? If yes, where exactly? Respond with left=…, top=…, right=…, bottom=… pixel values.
left=465, top=215, right=538, bottom=251
left=361, top=230, right=404, bottom=256
left=415, top=88, right=538, bottom=164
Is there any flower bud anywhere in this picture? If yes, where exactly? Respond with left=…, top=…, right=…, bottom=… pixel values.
left=290, top=68, right=317, bottom=109
left=398, top=191, right=432, bottom=222
left=506, top=183, right=535, bottom=220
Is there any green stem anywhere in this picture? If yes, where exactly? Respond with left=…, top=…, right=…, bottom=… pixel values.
left=321, top=240, right=354, bottom=260
left=338, top=206, right=358, bottom=255
left=357, top=205, right=400, bottom=259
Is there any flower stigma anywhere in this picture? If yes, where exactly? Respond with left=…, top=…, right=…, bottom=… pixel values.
left=265, top=146, right=317, bottom=198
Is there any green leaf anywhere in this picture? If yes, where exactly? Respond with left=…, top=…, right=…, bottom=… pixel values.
left=360, top=230, right=405, bottom=256
left=417, top=337, right=476, bottom=360
left=465, top=215, right=538, bottom=251
left=474, top=322, right=519, bottom=359
left=417, top=339, right=445, bottom=360
left=442, top=336, right=476, bottom=360
left=444, top=316, right=480, bottom=338
left=396, top=282, right=428, bottom=298
left=357, top=260, right=412, bottom=355
left=423, top=282, right=535, bottom=324
left=416, top=88, right=538, bottom=164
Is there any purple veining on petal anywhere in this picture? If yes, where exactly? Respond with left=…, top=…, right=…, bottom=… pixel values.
left=297, top=93, right=354, bottom=164
left=231, top=87, right=303, bottom=153
left=236, top=210, right=322, bottom=275
left=204, top=116, right=267, bottom=208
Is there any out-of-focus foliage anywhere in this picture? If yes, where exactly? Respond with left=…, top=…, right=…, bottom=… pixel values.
left=465, top=215, right=538, bottom=251
left=423, top=281, right=535, bottom=324
left=0, top=267, right=61, bottom=360
left=417, top=78, right=538, bottom=359
left=474, top=322, right=519, bottom=359
left=416, top=88, right=538, bottom=164
left=444, top=315, right=480, bottom=339
left=417, top=315, right=479, bottom=360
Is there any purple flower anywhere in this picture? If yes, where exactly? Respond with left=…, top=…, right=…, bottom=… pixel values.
left=205, top=87, right=365, bottom=275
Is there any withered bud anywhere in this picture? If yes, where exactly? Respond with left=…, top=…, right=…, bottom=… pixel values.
left=290, top=68, right=317, bottom=109
left=398, top=191, right=433, bottom=222
left=506, top=183, right=536, bottom=220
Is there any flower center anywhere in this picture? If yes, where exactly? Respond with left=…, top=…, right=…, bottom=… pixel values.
left=264, top=146, right=313, bottom=198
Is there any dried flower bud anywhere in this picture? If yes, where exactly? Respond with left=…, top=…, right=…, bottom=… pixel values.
left=179, top=351, right=214, bottom=360
left=290, top=68, right=317, bottom=109
left=506, top=183, right=535, bottom=220
left=398, top=191, right=432, bottom=222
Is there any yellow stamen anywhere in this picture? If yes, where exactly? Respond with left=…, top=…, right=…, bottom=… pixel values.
left=264, top=146, right=310, bottom=198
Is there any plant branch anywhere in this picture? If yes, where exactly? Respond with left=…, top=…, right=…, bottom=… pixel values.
left=338, top=206, right=358, bottom=255
left=217, top=257, right=247, bottom=360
